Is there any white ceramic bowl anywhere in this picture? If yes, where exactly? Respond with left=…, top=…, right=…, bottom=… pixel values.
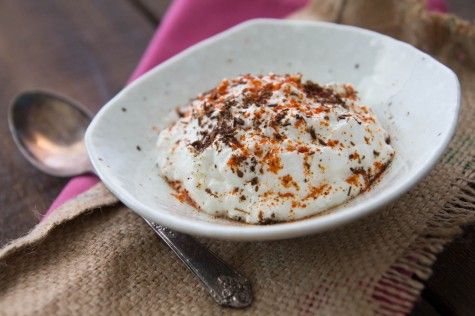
left=85, top=19, right=460, bottom=241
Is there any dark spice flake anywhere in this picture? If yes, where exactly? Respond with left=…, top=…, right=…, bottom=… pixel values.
left=308, top=126, right=317, bottom=140
left=318, top=138, right=327, bottom=146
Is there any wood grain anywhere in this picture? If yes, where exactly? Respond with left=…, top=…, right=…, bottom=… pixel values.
left=420, top=225, right=475, bottom=315
left=0, top=0, right=154, bottom=245
left=411, top=297, right=441, bottom=316
left=135, top=0, right=172, bottom=23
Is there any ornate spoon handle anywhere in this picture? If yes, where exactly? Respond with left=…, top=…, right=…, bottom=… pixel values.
left=144, top=219, right=252, bottom=308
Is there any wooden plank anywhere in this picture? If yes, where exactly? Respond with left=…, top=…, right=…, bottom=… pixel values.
left=418, top=225, right=475, bottom=315
left=411, top=298, right=441, bottom=316
left=0, top=0, right=154, bottom=246
left=135, top=0, right=172, bottom=24
left=448, top=0, right=475, bottom=22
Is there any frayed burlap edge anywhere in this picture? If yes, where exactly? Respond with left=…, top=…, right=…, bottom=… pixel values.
left=373, top=167, right=475, bottom=315
left=0, top=184, right=119, bottom=261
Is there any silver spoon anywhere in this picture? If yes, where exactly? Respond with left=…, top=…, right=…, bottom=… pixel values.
left=8, top=90, right=252, bottom=308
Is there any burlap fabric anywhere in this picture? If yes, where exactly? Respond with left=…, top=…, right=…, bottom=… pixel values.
left=1, top=0, right=474, bottom=314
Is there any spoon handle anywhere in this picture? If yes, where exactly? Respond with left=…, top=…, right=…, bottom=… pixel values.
left=144, top=219, right=252, bottom=308
left=87, top=161, right=252, bottom=308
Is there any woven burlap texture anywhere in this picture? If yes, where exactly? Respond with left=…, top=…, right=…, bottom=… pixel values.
left=1, top=0, right=474, bottom=315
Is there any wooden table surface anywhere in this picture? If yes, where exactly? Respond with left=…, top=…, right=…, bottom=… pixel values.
left=0, top=1, right=473, bottom=315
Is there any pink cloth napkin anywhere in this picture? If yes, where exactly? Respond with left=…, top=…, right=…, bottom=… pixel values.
left=46, top=0, right=447, bottom=217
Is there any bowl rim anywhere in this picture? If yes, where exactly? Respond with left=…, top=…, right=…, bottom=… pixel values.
left=85, top=18, right=461, bottom=241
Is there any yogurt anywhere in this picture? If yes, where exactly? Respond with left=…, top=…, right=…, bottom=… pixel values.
left=157, top=74, right=394, bottom=224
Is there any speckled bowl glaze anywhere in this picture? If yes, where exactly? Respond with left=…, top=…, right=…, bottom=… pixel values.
left=85, top=19, right=460, bottom=241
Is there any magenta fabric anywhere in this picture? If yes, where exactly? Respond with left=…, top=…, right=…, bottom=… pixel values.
left=45, top=0, right=447, bottom=217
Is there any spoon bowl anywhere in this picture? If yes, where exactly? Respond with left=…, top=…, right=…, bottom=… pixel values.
left=8, top=91, right=93, bottom=177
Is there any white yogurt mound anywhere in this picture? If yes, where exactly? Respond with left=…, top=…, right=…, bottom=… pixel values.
left=157, top=74, right=394, bottom=224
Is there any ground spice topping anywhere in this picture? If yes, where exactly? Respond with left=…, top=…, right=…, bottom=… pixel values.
left=156, top=73, right=395, bottom=224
